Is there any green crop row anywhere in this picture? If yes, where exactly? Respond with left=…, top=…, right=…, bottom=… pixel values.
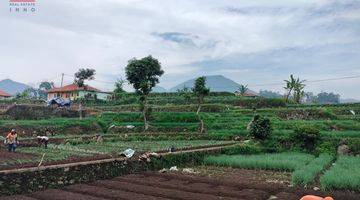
left=204, top=152, right=314, bottom=171
left=292, top=153, right=334, bottom=186
left=320, top=156, right=360, bottom=191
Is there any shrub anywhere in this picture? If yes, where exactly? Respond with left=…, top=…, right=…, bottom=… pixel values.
left=248, top=115, right=272, bottom=140
left=348, top=138, right=360, bottom=155
left=293, top=125, right=321, bottom=152
left=314, top=140, right=338, bottom=156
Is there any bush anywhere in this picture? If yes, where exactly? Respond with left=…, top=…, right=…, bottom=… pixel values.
left=293, top=125, right=321, bottom=152
left=348, top=138, right=360, bottom=155
left=248, top=115, right=272, bottom=140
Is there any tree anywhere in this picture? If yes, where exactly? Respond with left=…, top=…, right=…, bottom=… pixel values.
left=74, top=68, right=96, bottom=87
left=284, top=74, right=296, bottom=102
left=293, top=80, right=305, bottom=103
left=238, top=84, right=248, bottom=96
left=125, top=55, right=164, bottom=130
left=177, top=86, right=192, bottom=103
left=113, top=78, right=126, bottom=100
left=74, top=68, right=96, bottom=119
left=192, top=76, right=210, bottom=133
left=284, top=74, right=305, bottom=103
left=315, top=92, right=340, bottom=104
left=38, top=81, right=54, bottom=100
left=114, top=78, right=125, bottom=94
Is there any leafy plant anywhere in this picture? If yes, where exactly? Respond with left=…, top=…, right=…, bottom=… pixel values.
left=247, top=114, right=272, bottom=140
left=293, top=125, right=321, bottom=152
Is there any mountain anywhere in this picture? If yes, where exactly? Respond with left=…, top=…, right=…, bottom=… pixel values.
left=169, top=75, right=254, bottom=93
left=0, top=79, right=31, bottom=95
left=340, top=98, right=360, bottom=104
left=152, top=86, right=167, bottom=93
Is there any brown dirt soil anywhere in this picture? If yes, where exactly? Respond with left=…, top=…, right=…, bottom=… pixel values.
left=0, top=149, right=35, bottom=163
left=0, top=153, right=114, bottom=171
left=0, top=143, right=235, bottom=171
left=1, top=171, right=359, bottom=200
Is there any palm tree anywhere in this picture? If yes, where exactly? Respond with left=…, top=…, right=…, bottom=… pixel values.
left=238, top=84, right=248, bottom=96
left=293, top=78, right=306, bottom=103
left=284, top=75, right=296, bottom=102
left=284, top=74, right=305, bottom=103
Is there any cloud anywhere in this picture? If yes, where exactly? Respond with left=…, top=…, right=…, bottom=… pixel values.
left=0, top=0, right=359, bottom=98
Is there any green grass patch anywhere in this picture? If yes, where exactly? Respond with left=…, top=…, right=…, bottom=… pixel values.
left=292, top=153, right=334, bottom=186
left=320, top=156, right=360, bottom=191
left=204, top=152, right=314, bottom=171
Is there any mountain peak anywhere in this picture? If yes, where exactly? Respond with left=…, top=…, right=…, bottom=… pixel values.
left=169, top=75, right=250, bottom=92
left=0, top=79, right=31, bottom=95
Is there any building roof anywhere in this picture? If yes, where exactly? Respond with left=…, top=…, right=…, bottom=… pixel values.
left=47, top=83, right=102, bottom=93
left=0, top=89, right=12, bottom=97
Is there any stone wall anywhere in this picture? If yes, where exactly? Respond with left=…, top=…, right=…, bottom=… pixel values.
left=0, top=145, right=235, bottom=196
left=4, top=105, right=81, bottom=120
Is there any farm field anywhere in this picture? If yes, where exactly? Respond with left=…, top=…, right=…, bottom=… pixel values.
left=0, top=140, right=233, bottom=170
left=1, top=96, right=360, bottom=198
left=1, top=171, right=360, bottom=200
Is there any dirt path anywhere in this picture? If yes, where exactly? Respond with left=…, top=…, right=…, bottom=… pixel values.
left=1, top=171, right=359, bottom=200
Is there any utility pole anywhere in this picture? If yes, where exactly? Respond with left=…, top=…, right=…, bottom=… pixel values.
left=60, top=73, right=64, bottom=87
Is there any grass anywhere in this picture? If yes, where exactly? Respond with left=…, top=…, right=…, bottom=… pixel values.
left=320, top=156, right=360, bottom=191
left=204, top=152, right=314, bottom=171
left=292, top=153, right=334, bottom=186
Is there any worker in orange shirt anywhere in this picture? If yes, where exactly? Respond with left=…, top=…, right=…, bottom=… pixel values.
left=5, top=129, right=19, bottom=152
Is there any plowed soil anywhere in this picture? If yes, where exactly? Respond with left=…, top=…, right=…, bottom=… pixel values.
left=0, top=149, right=35, bottom=163
left=1, top=170, right=359, bottom=200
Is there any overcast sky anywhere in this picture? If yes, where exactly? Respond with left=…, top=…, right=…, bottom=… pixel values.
left=1, top=0, right=360, bottom=99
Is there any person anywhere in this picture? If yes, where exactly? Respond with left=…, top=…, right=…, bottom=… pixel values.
left=5, top=129, right=18, bottom=152
left=37, top=136, right=49, bottom=148
left=300, top=195, right=334, bottom=200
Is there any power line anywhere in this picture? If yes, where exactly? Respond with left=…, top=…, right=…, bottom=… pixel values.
left=50, top=73, right=360, bottom=88
left=249, top=75, right=360, bottom=87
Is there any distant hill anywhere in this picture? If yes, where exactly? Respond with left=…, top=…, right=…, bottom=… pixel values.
left=340, top=98, right=360, bottom=104
left=152, top=86, right=167, bottom=93
left=169, top=75, right=255, bottom=93
left=0, top=79, right=31, bottom=95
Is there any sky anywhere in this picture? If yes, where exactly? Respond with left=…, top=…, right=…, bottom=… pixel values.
left=1, top=0, right=360, bottom=99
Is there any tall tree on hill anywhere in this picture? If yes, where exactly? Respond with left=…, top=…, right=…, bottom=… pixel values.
left=74, top=68, right=96, bottom=119
left=284, top=74, right=305, bottom=103
left=238, top=84, right=248, bottom=96
left=284, top=74, right=296, bottom=102
left=74, top=68, right=96, bottom=87
left=39, top=81, right=54, bottom=91
left=113, top=78, right=126, bottom=100
left=193, top=76, right=210, bottom=133
left=125, top=55, right=164, bottom=131
left=38, top=81, right=55, bottom=99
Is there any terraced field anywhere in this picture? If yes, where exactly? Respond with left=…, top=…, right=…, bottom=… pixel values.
left=1, top=171, right=359, bottom=200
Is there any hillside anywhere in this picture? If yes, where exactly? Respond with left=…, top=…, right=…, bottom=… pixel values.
left=0, top=79, right=31, bottom=95
left=169, top=75, right=255, bottom=93
left=152, top=86, right=167, bottom=93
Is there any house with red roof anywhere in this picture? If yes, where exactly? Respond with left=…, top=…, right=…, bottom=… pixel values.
left=0, top=89, right=12, bottom=99
left=47, top=83, right=111, bottom=101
